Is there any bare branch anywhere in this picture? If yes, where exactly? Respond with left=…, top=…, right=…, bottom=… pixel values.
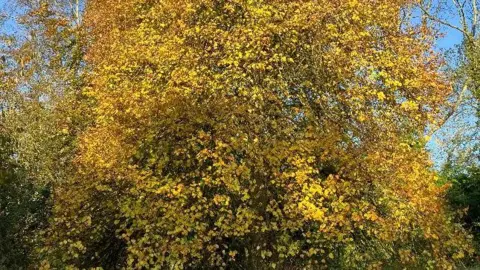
left=418, top=3, right=470, bottom=37
left=452, top=0, right=470, bottom=34
left=472, top=0, right=478, bottom=36
left=428, top=79, right=471, bottom=138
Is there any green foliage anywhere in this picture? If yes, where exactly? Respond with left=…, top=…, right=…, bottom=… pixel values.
left=0, top=131, right=50, bottom=269
left=445, top=166, right=480, bottom=241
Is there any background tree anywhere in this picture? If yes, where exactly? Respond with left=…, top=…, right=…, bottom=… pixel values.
left=0, top=0, right=87, bottom=185
left=0, top=0, right=88, bottom=267
left=419, top=0, right=480, bottom=250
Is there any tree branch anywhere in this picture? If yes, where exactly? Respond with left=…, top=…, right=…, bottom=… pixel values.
left=418, top=3, right=470, bottom=38
left=428, top=79, right=471, bottom=138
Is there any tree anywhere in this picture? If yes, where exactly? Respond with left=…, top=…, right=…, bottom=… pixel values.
left=419, top=1, right=480, bottom=253
left=0, top=0, right=88, bottom=267
left=418, top=0, right=479, bottom=156
left=40, top=0, right=473, bottom=269
left=0, top=0, right=87, bottom=186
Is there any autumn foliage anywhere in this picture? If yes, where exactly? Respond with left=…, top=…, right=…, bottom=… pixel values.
left=0, top=0, right=476, bottom=269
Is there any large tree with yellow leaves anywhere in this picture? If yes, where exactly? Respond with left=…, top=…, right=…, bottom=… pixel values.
left=39, top=0, right=473, bottom=268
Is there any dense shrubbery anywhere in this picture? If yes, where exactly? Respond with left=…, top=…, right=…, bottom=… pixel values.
left=445, top=166, right=480, bottom=242
left=0, top=132, right=50, bottom=269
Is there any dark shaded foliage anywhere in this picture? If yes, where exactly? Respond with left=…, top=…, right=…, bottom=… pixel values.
left=446, top=166, right=480, bottom=243
left=0, top=132, right=50, bottom=269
